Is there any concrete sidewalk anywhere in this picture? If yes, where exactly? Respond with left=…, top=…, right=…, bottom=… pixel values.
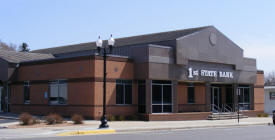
left=86, top=117, right=273, bottom=132
left=0, top=112, right=19, bottom=120
left=0, top=117, right=273, bottom=139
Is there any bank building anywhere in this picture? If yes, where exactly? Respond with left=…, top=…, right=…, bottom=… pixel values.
left=0, top=26, right=264, bottom=120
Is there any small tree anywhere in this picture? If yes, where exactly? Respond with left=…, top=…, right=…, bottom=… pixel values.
left=19, top=42, right=30, bottom=52
left=0, top=40, right=17, bottom=51
left=265, top=71, right=275, bottom=85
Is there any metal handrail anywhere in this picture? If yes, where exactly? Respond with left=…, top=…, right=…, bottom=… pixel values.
left=223, top=104, right=233, bottom=113
left=210, top=104, right=221, bottom=113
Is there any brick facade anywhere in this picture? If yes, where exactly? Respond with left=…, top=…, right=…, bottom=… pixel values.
left=254, top=72, right=265, bottom=111
left=10, top=56, right=137, bottom=119
left=9, top=56, right=265, bottom=121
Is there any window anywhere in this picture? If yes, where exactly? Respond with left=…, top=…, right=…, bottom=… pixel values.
left=187, top=84, right=195, bottom=103
left=238, top=87, right=250, bottom=110
left=24, top=81, right=30, bottom=104
left=49, top=80, right=67, bottom=105
left=138, top=80, right=146, bottom=113
left=152, top=80, right=172, bottom=113
left=116, top=80, right=132, bottom=105
left=270, top=92, right=275, bottom=100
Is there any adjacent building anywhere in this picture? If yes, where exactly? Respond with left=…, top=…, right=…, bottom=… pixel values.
left=264, top=85, right=275, bottom=114
left=0, top=26, right=265, bottom=120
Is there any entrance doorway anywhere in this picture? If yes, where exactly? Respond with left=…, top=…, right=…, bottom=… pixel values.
left=226, top=86, right=234, bottom=110
left=211, top=86, right=221, bottom=112
left=238, top=86, right=250, bottom=110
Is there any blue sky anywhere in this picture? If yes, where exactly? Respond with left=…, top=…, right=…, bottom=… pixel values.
left=0, top=0, right=274, bottom=72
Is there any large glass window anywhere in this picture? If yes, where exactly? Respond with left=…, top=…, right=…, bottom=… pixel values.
left=116, top=80, right=132, bottom=105
left=24, top=81, right=30, bottom=104
left=152, top=80, right=172, bottom=113
left=187, top=84, right=195, bottom=103
left=49, top=80, right=67, bottom=105
left=238, top=86, right=250, bottom=110
left=138, top=80, right=146, bottom=113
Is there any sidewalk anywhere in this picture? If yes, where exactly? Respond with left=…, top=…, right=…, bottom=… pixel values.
left=0, top=112, right=19, bottom=120
left=0, top=116, right=272, bottom=139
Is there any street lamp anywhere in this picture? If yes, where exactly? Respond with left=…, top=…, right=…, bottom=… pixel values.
left=237, top=88, right=240, bottom=124
left=96, top=35, right=115, bottom=129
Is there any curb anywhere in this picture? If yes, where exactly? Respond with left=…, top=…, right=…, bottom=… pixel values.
left=115, top=122, right=270, bottom=133
left=57, top=129, right=116, bottom=136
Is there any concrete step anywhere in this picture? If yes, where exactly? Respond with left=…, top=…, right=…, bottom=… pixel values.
left=207, top=112, right=248, bottom=120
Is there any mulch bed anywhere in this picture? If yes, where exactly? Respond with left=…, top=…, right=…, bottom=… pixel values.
left=8, top=121, right=87, bottom=129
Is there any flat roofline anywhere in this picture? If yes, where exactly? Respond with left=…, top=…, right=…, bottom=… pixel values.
left=19, top=54, right=132, bottom=66
left=257, top=70, right=264, bottom=74
left=264, top=86, right=275, bottom=89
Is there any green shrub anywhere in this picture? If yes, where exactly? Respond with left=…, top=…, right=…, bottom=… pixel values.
left=257, top=113, right=269, bottom=117
left=115, top=115, right=120, bottom=121
left=125, top=115, right=139, bottom=121
left=125, top=115, right=132, bottom=120
left=118, top=115, right=125, bottom=121
left=263, top=113, right=269, bottom=117
left=107, top=115, right=116, bottom=121
left=71, top=114, right=84, bottom=124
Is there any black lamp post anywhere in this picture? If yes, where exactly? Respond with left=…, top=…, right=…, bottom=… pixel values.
left=96, top=35, right=115, bottom=129
left=237, top=88, right=240, bottom=124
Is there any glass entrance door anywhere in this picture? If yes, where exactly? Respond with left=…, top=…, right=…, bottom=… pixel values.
left=238, top=87, right=250, bottom=110
left=211, top=87, right=221, bottom=112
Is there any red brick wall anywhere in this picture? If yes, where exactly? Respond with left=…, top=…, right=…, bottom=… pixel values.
left=10, top=85, right=24, bottom=104
left=17, top=59, right=95, bottom=81
left=178, top=83, right=206, bottom=112
left=254, top=72, right=264, bottom=111
left=94, top=59, right=134, bottom=79
left=29, top=84, right=48, bottom=104
left=10, top=56, right=137, bottom=119
left=67, top=82, right=94, bottom=105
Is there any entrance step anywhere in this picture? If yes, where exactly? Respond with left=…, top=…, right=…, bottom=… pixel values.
left=207, top=112, right=248, bottom=120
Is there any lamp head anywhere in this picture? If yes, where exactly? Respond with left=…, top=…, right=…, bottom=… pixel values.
left=108, top=34, right=115, bottom=46
left=96, top=36, right=103, bottom=53
left=108, top=34, right=115, bottom=53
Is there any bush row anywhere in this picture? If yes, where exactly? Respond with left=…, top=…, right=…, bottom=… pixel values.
left=19, top=113, right=84, bottom=125
left=257, top=113, right=269, bottom=117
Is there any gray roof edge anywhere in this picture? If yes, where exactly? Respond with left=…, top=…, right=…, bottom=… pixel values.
left=20, top=53, right=130, bottom=64
left=31, top=26, right=212, bottom=54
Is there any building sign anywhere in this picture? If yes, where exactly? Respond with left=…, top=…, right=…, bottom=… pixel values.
left=188, top=68, right=233, bottom=79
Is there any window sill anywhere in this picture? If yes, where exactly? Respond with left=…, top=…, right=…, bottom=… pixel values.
left=187, top=102, right=195, bottom=104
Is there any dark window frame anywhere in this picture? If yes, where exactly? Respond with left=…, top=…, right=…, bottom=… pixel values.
left=270, top=92, right=275, bottom=100
left=116, top=79, right=133, bottom=105
left=152, top=80, right=173, bottom=113
left=187, top=84, right=195, bottom=104
left=49, top=80, right=67, bottom=105
left=238, top=86, right=250, bottom=110
left=138, top=80, right=146, bottom=113
left=23, top=81, right=30, bottom=104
